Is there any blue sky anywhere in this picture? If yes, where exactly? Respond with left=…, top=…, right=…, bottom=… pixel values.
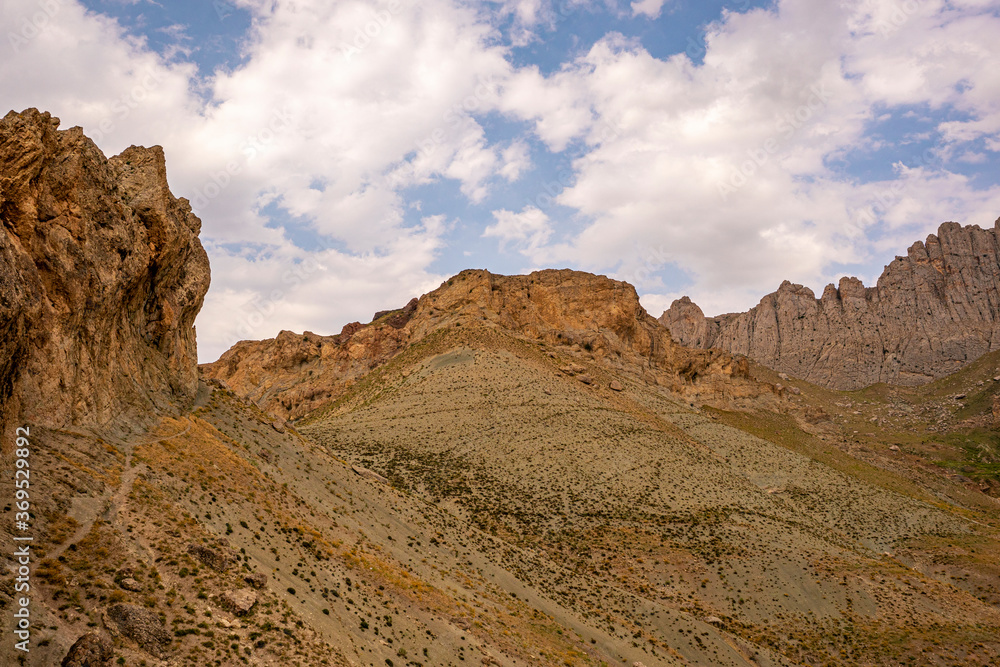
left=3, top=0, right=1000, bottom=361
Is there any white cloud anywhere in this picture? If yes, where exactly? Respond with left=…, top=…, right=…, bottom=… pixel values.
left=197, top=212, right=451, bottom=361
left=484, top=206, right=552, bottom=252
left=499, top=140, right=531, bottom=181
left=496, top=0, right=1000, bottom=316
left=0, top=0, right=522, bottom=360
left=630, top=0, right=666, bottom=19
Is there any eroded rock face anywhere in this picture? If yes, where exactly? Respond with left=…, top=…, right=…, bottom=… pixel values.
left=0, top=109, right=210, bottom=432
left=661, top=221, right=1000, bottom=390
left=205, top=269, right=752, bottom=420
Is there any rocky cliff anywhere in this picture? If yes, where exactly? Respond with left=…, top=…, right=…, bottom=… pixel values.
left=0, top=108, right=210, bottom=432
left=205, top=268, right=750, bottom=420
left=661, top=221, right=1000, bottom=389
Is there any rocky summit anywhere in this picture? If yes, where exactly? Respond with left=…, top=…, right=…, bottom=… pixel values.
left=662, top=221, right=1000, bottom=390
left=204, top=268, right=756, bottom=421
left=0, top=109, right=210, bottom=434
left=3, top=111, right=1000, bottom=667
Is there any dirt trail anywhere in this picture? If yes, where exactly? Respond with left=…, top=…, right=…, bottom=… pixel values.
left=47, top=420, right=191, bottom=560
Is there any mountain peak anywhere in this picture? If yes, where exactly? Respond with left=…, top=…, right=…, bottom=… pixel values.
left=660, top=221, right=1000, bottom=389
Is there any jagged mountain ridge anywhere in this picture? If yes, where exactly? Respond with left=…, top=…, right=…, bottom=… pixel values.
left=3, top=109, right=1000, bottom=667
left=661, top=221, right=1000, bottom=390
left=0, top=109, right=210, bottom=434
left=204, top=268, right=755, bottom=421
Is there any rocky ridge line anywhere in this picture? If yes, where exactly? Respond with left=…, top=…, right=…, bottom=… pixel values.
left=204, top=268, right=753, bottom=420
left=661, top=220, right=1000, bottom=390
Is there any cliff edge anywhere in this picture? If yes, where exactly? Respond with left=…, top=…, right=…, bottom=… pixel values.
left=0, top=109, right=210, bottom=432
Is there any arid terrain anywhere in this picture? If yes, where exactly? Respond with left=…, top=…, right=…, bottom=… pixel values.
left=2, top=110, right=1000, bottom=667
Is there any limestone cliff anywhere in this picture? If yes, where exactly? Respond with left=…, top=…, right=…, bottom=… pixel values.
left=0, top=109, right=210, bottom=432
left=661, top=221, right=1000, bottom=390
left=205, top=269, right=750, bottom=420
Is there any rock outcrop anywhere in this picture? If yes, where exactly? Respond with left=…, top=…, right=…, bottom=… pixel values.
left=218, top=588, right=258, bottom=616
left=661, top=221, right=1000, bottom=389
left=106, top=603, right=171, bottom=655
left=61, top=631, right=113, bottom=667
left=187, top=541, right=240, bottom=572
left=0, top=109, right=210, bottom=433
left=205, top=269, right=752, bottom=420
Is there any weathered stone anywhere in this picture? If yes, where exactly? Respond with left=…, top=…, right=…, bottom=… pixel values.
left=118, top=577, right=142, bottom=592
left=106, top=604, right=170, bottom=655
left=244, top=571, right=268, bottom=589
left=0, top=109, right=210, bottom=434
left=577, top=374, right=593, bottom=385
left=609, top=380, right=624, bottom=391
left=661, top=221, right=1000, bottom=390
left=61, top=631, right=113, bottom=667
left=187, top=543, right=238, bottom=572
left=219, top=588, right=258, bottom=616
left=207, top=377, right=230, bottom=390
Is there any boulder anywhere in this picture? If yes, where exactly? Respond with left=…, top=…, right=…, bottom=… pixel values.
left=118, top=577, right=142, bottom=592
left=61, top=631, right=113, bottom=666
left=187, top=543, right=239, bottom=572
left=219, top=588, right=258, bottom=616
left=244, top=571, right=268, bottom=589
left=106, top=604, right=170, bottom=655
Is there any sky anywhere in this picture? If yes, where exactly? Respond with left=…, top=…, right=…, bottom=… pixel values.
left=3, top=0, right=1000, bottom=362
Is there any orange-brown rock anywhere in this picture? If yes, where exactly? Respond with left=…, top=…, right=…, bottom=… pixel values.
left=661, top=221, right=1000, bottom=390
left=0, top=109, right=210, bottom=433
left=204, top=269, right=751, bottom=420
